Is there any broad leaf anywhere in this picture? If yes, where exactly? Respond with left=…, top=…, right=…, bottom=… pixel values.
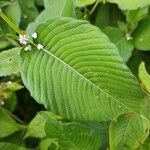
left=101, top=27, right=133, bottom=62
left=0, top=47, right=20, bottom=77
left=0, top=108, right=22, bottom=138
left=45, top=117, right=101, bottom=149
left=133, top=18, right=150, bottom=51
left=109, top=114, right=149, bottom=150
left=27, top=0, right=75, bottom=35
left=20, top=18, right=146, bottom=122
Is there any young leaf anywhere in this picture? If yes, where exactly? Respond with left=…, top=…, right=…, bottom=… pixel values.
left=26, top=0, right=75, bottom=35
left=0, top=47, right=21, bottom=77
left=24, top=111, right=62, bottom=138
left=45, top=118, right=101, bottom=149
left=109, top=114, right=149, bottom=150
left=20, top=18, right=147, bottom=122
left=0, top=108, right=22, bottom=138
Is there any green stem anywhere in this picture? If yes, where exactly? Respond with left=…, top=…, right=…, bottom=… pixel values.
left=0, top=9, right=24, bottom=34
left=90, top=0, right=99, bottom=15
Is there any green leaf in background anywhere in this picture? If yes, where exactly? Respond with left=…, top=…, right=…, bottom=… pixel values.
left=139, top=62, right=150, bottom=94
left=133, top=18, right=150, bottom=51
left=27, top=0, right=75, bottom=35
left=109, top=114, right=149, bottom=150
left=93, top=3, right=124, bottom=28
left=20, top=18, right=147, bottom=122
left=101, top=27, right=133, bottom=62
left=75, top=0, right=96, bottom=7
left=19, top=0, right=39, bottom=29
left=125, top=7, right=149, bottom=33
left=0, top=142, right=28, bottom=150
left=24, top=111, right=62, bottom=138
left=0, top=39, right=11, bottom=50
left=0, top=108, right=22, bottom=138
left=0, top=0, right=21, bottom=33
left=0, top=47, right=20, bottom=77
left=106, top=0, right=150, bottom=10
left=45, top=117, right=101, bottom=149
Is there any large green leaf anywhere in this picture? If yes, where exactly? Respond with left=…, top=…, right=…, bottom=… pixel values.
left=27, top=0, right=74, bottom=35
left=0, top=47, right=20, bottom=77
left=109, top=114, right=149, bottom=150
left=45, top=116, right=101, bottom=149
left=20, top=17, right=146, bottom=122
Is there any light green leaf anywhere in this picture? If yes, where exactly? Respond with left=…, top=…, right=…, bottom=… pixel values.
left=24, top=111, right=62, bottom=138
left=139, top=62, right=150, bottom=93
left=101, top=27, right=133, bottom=62
left=0, top=47, right=21, bottom=77
left=45, top=117, right=101, bottom=149
left=75, top=0, right=96, bottom=7
left=109, top=114, right=149, bottom=150
left=0, top=142, right=28, bottom=150
left=0, top=108, right=22, bottom=138
left=106, top=0, right=150, bottom=10
left=20, top=18, right=146, bottom=122
left=27, top=0, right=75, bottom=35
left=133, top=18, right=150, bottom=51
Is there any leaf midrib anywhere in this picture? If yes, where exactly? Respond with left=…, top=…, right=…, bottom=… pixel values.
left=41, top=48, right=135, bottom=113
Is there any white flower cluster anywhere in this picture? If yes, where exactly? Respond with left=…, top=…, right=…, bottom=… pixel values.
left=19, top=32, right=44, bottom=51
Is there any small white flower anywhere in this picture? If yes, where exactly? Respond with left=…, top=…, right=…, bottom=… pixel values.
left=0, top=101, right=5, bottom=106
left=32, top=32, right=37, bottom=39
left=37, top=44, right=44, bottom=50
left=24, top=45, right=32, bottom=51
left=19, top=34, right=29, bottom=45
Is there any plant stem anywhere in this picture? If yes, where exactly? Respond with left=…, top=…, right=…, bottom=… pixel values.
left=90, top=0, right=100, bottom=15
left=0, top=9, right=24, bottom=34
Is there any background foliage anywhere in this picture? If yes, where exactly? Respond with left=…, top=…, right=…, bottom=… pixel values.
left=0, top=0, right=150, bottom=150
